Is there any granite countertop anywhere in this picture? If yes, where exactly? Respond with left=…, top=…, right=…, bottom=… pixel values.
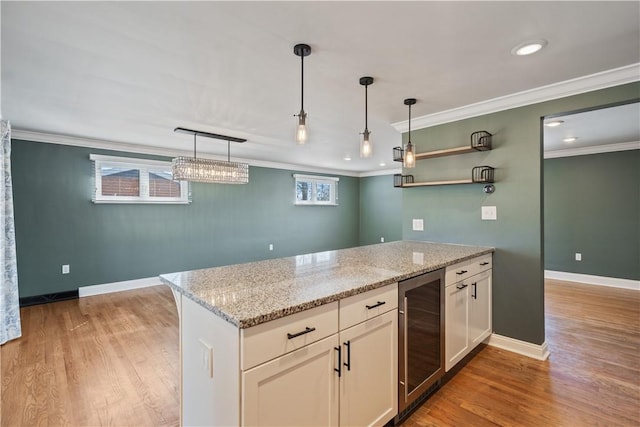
left=160, top=240, right=493, bottom=329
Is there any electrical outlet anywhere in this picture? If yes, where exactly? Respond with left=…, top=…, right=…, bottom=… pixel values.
left=269, top=244, right=274, bottom=251
left=380, top=237, right=385, bottom=243
left=198, top=339, right=213, bottom=378
left=412, top=219, right=424, bottom=231
left=575, top=253, right=582, bottom=261
left=481, top=206, right=497, bottom=220
left=62, top=264, right=70, bottom=274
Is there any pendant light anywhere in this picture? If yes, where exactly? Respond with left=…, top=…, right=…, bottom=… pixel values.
left=403, top=98, right=417, bottom=169
left=172, top=127, right=249, bottom=184
left=293, top=43, right=311, bottom=145
left=359, top=76, right=374, bottom=158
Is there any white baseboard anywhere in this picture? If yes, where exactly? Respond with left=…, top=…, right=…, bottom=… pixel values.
left=79, top=276, right=161, bottom=297
left=487, top=334, right=550, bottom=361
left=544, top=270, right=639, bottom=291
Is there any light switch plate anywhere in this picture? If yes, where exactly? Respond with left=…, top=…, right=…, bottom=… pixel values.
left=575, top=253, right=582, bottom=261
left=481, top=206, right=497, bottom=220
left=412, top=219, right=424, bottom=231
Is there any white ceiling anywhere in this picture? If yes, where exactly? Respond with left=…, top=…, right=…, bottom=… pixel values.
left=544, top=102, right=640, bottom=153
left=2, top=1, right=639, bottom=173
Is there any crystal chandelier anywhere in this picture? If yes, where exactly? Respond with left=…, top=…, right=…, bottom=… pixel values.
left=172, top=127, right=249, bottom=184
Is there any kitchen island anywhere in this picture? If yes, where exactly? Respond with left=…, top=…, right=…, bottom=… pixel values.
left=160, top=241, right=493, bottom=426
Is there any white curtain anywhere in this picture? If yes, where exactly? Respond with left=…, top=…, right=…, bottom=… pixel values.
left=1, top=120, right=21, bottom=345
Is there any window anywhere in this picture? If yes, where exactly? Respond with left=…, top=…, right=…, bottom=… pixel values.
left=293, top=174, right=339, bottom=205
left=91, top=154, right=190, bottom=204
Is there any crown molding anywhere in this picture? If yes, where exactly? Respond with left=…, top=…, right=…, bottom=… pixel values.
left=359, top=168, right=402, bottom=177
left=392, top=63, right=640, bottom=132
left=11, top=129, right=364, bottom=177
left=544, top=141, right=639, bottom=159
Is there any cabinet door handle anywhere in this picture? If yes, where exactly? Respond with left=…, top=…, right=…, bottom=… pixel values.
left=480, top=262, right=490, bottom=266
left=287, top=326, right=316, bottom=340
left=456, top=284, right=468, bottom=290
left=472, top=282, right=477, bottom=299
left=366, top=300, right=386, bottom=310
left=456, top=270, right=468, bottom=275
left=343, top=340, right=351, bottom=371
left=334, top=346, right=342, bottom=377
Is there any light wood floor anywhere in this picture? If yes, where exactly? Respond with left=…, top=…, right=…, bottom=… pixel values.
left=1, top=280, right=638, bottom=426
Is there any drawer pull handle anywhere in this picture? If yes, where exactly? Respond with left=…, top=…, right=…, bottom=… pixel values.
left=456, top=270, right=468, bottom=275
left=456, top=284, right=468, bottom=290
left=334, top=346, right=342, bottom=377
left=480, top=262, right=490, bottom=266
left=287, top=326, right=316, bottom=340
left=472, top=282, right=477, bottom=299
left=366, top=300, right=386, bottom=310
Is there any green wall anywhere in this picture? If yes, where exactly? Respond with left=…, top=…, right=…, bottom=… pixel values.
left=401, top=82, right=639, bottom=345
left=12, top=140, right=361, bottom=297
left=544, top=150, right=639, bottom=280
left=359, top=174, right=402, bottom=246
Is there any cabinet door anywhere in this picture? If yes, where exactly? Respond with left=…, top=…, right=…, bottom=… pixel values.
left=242, top=335, right=339, bottom=426
left=468, top=270, right=492, bottom=348
left=445, top=282, right=469, bottom=371
left=340, top=310, right=398, bottom=427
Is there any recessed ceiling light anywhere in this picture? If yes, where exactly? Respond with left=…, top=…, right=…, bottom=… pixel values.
left=563, top=137, right=578, bottom=143
left=379, top=162, right=386, bottom=167
left=512, top=39, right=548, bottom=56
left=344, top=156, right=352, bottom=161
left=544, top=120, right=564, bottom=127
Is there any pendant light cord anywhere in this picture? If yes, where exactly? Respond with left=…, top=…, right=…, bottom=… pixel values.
left=408, top=104, right=412, bottom=142
left=227, top=140, right=231, bottom=162
left=364, top=84, right=368, bottom=131
left=300, top=54, right=304, bottom=111
left=193, top=133, right=197, bottom=159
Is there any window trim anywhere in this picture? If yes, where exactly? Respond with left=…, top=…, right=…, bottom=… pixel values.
left=90, top=154, right=190, bottom=204
left=293, top=173, right=339, bottom=206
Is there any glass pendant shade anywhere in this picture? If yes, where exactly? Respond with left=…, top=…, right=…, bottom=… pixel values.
left=359, top=76, right=374, bottom=158
left=294, top=44, right=311, bottom=145
left=360, top=129, right=372, bottom=158
left=403, top=98, right=417, bottom=169
left=296, top=110, right=307, bottom=145
left=404, top=141, right=415, bottom=168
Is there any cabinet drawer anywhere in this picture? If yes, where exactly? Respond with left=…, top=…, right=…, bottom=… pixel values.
left=445, top=254, right=492, bottom=285
left=339, top=283, right=398, bottom=330
left=241, top=302, right=338, bottom=370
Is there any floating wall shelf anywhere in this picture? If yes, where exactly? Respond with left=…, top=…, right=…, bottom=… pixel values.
left=394, top=166, right=495, bottom=188
left=393, top=130, right=492, bottom=162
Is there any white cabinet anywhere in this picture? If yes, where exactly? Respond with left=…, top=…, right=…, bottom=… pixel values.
left=468, top=270, right=492, bottom=348
left=445, top=255, right=492, bottom=371
left=241, top=283, right=398, bottom=427
left=339, top=309, right=397, bottom=427
left=444, top=278, right=469, bottom=370
left=242, top=334, right=340, bottom=426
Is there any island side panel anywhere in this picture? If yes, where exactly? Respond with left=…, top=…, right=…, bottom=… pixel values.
left=182, top=296, right=240, bottom=426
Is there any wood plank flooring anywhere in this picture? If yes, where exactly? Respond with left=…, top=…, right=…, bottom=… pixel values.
left=1, top=286, right=179, bottom=427
left=1, top=280, right=638, bottom=426
left=405, top=279, right=640, bottom=426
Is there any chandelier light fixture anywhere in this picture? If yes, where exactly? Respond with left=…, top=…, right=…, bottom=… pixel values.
left=403, top=98, right=417, bottom=169
left=172, top=127, right=249, bottom=184
left=359, top=76, right=374, bottom=158
left=293, top=43, right=311, bottom=145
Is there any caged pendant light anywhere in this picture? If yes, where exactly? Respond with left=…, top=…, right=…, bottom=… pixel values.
left=403, top=98, right=417, bottom=169
left=293, top=43, right=311, bottom=145
left=359, top=76, right=374, bottom=158
left=172, top=127, right=249, bottom=184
